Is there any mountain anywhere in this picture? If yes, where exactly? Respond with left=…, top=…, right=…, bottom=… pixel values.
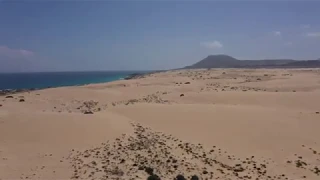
left=184, top=55, right=320, bottom=69
left=185, top=55, right=239, bottom=68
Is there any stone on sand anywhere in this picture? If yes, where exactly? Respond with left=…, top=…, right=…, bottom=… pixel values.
left=190, top=175, right=200, bottom=180
left=147, top=174, right=161, bottom=180
left=175, top=174, right=186, bottom=180
left=83, top=110, right=94, bottom=114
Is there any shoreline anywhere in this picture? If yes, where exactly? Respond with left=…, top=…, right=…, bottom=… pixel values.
left=0, top=72, right=152, bottom=96
left=2, top=67, right=317, bottom=96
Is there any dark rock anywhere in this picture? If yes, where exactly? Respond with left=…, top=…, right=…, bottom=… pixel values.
left=180, top=94, right=184, bottom=97
left=125, top=73, right=146, bottom=80
left=202, top=170, right=208, bottom=174
left=145, top=167, right=154, bottom=175
left=313, top=166, right=320, bottom=175
left=1, top=89, right=37, bottom=96
left=147, top=174, right=161, bottom=180
left=295, top=160, right=307, bottom=168
left=83, top=110, right=94, bottom=114
left=316, top=112, right=319, bottom=114
left=19, top=99, right=25, bottom=102
left=5, top=96, right=13, bottom=98
left=190, top=175, right=199, bottom=180
left=185, top=82, right=191, bottom=84
left=175, top=174, right=186, bottom=180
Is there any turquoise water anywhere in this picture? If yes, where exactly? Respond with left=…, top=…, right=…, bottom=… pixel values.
left=0, top=71, right=144, bottom=90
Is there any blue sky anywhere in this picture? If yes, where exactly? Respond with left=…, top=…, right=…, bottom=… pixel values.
left=0, top=1, right=320, bottom=72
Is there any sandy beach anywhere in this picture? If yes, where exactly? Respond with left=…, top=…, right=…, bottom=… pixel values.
left=1, top=68, right=320, bottom=180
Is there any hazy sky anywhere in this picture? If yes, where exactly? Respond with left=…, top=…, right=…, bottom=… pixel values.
left=0, top=1, right=320, bottom=72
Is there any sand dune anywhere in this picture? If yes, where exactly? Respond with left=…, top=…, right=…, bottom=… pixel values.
left=1, top=68, right=320, bottom=179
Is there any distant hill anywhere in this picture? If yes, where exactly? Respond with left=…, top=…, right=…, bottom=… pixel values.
left=184, top=55, right=320, bottom=69
left=281, top=60, right=320, bottom=68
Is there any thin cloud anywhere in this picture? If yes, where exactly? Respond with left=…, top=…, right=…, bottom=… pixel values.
left=0, top=46, right=34, bottom=58
left=284, top=42, right=293, bottom=46
left=305, top=32, right=320, bottom=38
left=201, top=41, right=223, bottom=49
left=272, top=31, right=281, bottom=36
left=301, top=24, right=311, bottom=29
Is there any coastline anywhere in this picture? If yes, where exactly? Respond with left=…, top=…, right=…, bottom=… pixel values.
left=0, top=71, right=152, bottom=96
left=1, top=68, right=320, bottom=180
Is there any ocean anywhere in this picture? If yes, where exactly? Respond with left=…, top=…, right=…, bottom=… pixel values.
left=0, top=71, right=144, bottom=90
